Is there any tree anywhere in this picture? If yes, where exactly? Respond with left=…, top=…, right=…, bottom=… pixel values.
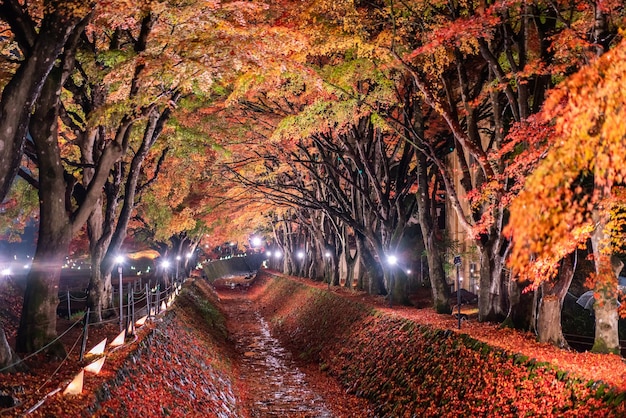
left=14, top=0, right=293, bottom=352
left=16, top=25, right=136, bottom=354
left=508, top=39, right=626, bottom=353
left=0, top=0, right=93, bottom=368
left=0, top=0, right=93, bottom=202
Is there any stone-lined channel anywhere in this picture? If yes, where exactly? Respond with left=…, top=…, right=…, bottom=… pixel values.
left=220, top=295, right=334, bottom=417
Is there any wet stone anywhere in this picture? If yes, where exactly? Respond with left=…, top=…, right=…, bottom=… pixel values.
left=224, top=298, right=334, bottom=418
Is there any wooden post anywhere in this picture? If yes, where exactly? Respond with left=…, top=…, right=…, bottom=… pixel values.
left=145, top=283, right=150, bottom=318
left=79, top=308, right=90, bottom=361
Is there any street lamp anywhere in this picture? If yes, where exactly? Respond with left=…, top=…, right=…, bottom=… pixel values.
left=115, top=255, right=124, bottom=331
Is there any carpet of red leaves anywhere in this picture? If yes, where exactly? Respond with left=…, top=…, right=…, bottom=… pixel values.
left=276, top=273, right=626, bottom=391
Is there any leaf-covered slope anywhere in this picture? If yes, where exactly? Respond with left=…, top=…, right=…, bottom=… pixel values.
left=255, top=273, right=626, bottom=417
left=89, top=280, right=240, bottom=417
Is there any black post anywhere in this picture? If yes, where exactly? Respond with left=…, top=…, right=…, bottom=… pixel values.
left=145, top=283, right=151, bottom=318
left=131, top=287, right=135, bottom=328
left=67, top=290, right=71, bottom=320
left=127, top=284, right=132, bottom=335
left=454, top=255, right=462, bottom=329
left=79, top=308, right=90, bottom=361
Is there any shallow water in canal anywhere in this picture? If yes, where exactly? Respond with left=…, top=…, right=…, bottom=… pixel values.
left=222, top=296, right=334, bottom=417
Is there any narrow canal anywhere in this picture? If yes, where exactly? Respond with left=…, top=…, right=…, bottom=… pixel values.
left=219, top=294, right=335, bottom=417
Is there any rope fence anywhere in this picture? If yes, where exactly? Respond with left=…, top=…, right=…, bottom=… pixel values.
left=8, top=277, right=185, bottom=415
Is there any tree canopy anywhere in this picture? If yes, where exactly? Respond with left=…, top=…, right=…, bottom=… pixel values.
left=1, top=0, right=626, bottom=359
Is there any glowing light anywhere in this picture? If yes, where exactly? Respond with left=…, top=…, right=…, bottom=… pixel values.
left=109, top=330, right=125, bottom=347
left=87, top=338, right=107, bottom=355
left=63, top=370, right=84, bottom=395
left=115, top=255, right=124, bottom=264
left=297, top=251, right=304, bottom=259
left=251, top=236, right=262, bottom=247
left=325, top=251, right=331, bottom=258
left=84, top=357, right=106, bottom=374
left=387, top=255, right=398, bottom=265
left=266, top=251, right=272, bottom=257
left=161, top=260, right=170, bottom=269
left=274, top=251, right=282, bottom=259
left=1, top=268, right=11, bottom=276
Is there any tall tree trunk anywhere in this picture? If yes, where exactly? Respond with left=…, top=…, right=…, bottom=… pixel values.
left=16, top=152, right=71, bottom=355
left=477, top=238, right=507, bottom=322
left=16, top=30, right=127, bottom=354
left=504, top=276, right=535, bottom=330
left=15, top=59, right=72, bottom=355
left=416, top=154, right=451, bottom=313
left=590, top=214, right=621, bottom=353
left=536, top=252, right=577, bottom=348
left=85, top=174, right=116, bottom=323
left=590, top=254, right=621, bottom=354
left=87, top=244, right=114, bottom=322
left=357, top=236, right=384, bottom=295
left=590, top=208, right=620, bottom=353
left=338, top=225, right=356, bottom=287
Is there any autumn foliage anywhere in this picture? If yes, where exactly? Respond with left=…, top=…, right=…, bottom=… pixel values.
left=507, top=38, right=626, bottom=289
